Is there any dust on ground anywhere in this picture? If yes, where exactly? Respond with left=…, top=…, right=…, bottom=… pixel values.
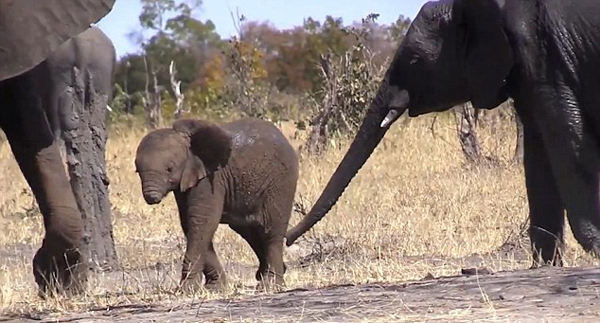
left=2, top=266, right=599, bottom=322
left=2, top=234, right=600, bottom=323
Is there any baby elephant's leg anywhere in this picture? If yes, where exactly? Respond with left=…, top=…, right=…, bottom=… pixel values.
left=258, top=200, right=291, bottom=290
left=263, top=233, right=285, bottom=289
left=230, top=223, right=268, bottom=281
left=180, top=180, right=225, bottom=292
left=180, top=213, right=220, bottom=292
left=203, top=242, right=226, bottom=289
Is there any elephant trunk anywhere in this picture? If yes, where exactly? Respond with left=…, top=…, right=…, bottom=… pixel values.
left=285, top=82, right=409, bottom=246
left=140, top=176, right=167, bottom=205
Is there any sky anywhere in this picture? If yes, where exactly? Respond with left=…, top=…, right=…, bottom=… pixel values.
left=95, top=0, right=429, bottom=58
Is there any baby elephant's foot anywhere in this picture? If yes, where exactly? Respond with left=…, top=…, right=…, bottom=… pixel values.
left=204, top=274, right=228, bottom=291
left=256, top=271, right=285, bottom=292
left=179, top=271, right=204, bottom=294
left=180, top=279, right=202, bottom=294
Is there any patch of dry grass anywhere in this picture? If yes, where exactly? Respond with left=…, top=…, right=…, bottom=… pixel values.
left=0, top=113, right=598, bottom=319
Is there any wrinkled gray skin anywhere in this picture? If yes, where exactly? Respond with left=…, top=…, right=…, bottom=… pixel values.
left=135, top=118, right=299, bottom=290
left=0, top=0, right=115, bottom=295
left=46, top=26, right=117, bottom=276
left=287, top=0, right=600, bottom=267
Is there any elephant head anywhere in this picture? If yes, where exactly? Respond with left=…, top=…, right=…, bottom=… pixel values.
left=135, top=119, right=233, bottom=205
left=286, top=0, right=514, bottom=245
left=0, top=0, right=115, bottom=81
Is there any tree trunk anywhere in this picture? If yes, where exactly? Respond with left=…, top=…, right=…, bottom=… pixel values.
left=142, top=57, right=162, bottom=129
left=170, top=61, right=185, bottom=120
left=455, top=103, right=484, bottom=164
left=62, top=67, right=117, bottom=272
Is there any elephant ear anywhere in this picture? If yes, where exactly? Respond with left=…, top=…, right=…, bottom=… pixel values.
left=173, top=119, right=233, bottom=173
left=180, top=153, right=207, bottom=192
left=0, top=0, right=115, bottom=81
left=457, top=0, right=513, bottom=109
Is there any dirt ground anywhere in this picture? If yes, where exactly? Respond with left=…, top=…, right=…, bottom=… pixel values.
left=2, top=266, right=599, bottom=323
left=2, top=239, right=600, bottom=323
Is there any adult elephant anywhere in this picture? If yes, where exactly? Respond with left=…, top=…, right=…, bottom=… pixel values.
left=0, top=0, right=115, bottom=294
left=286, top=0, right=600, bottom=267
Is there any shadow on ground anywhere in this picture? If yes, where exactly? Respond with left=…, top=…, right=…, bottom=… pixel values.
left=3, top=231, right=600, bottom=322
left=2, top=265, right=600, bottom=323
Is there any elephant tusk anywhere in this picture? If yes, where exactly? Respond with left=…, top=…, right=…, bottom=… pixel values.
left=106, top=105, right=113, bottom=112
left=380, top=109, right=399, bottom=128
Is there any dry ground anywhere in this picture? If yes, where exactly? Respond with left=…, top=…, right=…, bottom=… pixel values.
left=1, top=114, right=599, bottom=322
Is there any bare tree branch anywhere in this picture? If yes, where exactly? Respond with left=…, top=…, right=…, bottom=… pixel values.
left=169, top=60, right=185, bottom=120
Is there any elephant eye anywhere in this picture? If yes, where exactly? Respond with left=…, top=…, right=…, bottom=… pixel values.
left=166, top=165, right=173, bottom=172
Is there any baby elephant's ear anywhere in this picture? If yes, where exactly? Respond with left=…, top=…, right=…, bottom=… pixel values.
left=180, top=155, right=207, bottom=192
left=173, top=119, right=233, bottom=172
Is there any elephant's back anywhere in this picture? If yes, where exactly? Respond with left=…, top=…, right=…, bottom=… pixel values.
left=223, top=117, right=299, bottom=193
left=223, top=118, right=296, bottom=158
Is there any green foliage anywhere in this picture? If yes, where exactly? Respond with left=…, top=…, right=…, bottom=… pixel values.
left=139, top=0, right=203, bottom=33
left=302, top=14, right=393, bottom=154
left=111, top=2, right=413, bottom=135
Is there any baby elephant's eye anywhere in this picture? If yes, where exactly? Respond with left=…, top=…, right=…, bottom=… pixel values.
left=166, top=165, right=173, bottom=172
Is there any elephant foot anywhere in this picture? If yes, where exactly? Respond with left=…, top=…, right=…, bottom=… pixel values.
left=32, top=245, right=88, bottom=298
left=530, top=249, right=563, bottom=269
left=179, top=277, right=202, bottom=294
left=180, top=273, right=227, bottom=294
left=255, top=271, right=285, bottom=292
left=204, top=275, right=228, bottom=291
left=255, top=263, right=286, bottom=281
left=529, top=258, right=563, bottom=269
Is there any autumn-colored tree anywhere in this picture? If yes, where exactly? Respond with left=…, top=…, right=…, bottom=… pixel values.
left=111, top=5, right=413, bottom=126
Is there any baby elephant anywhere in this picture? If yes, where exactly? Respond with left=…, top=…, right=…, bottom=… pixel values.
left=135, top=117, right=299, bottom=290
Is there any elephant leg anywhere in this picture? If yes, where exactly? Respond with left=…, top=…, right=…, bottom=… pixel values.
left=60, top=69, right=115, bottom=270
left=262, top=232, right=285, bottom=290
left=522, top=121, right=565, bottom=266
left=229, top=223, right=268, bottom=281
left=202, top=242, right=226, bottom=289
left=0, top=84, right=86, bottom=295
left=531, top=99, right=600, bottom=257
left=258, top=198, right=291, bottom=290
left=180, top=181, right=224, bottom=292
left=174, top=192, right=190, bottom=236
left=181, top=222, right=220, bottom=292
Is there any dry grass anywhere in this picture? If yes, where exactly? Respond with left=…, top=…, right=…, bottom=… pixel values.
left=0, top=113, right=598, bottom=319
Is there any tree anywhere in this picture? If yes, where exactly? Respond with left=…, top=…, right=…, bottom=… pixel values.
left=113, top=0, right=224, bottom=121
left=304, top=14, right=389, bottom=154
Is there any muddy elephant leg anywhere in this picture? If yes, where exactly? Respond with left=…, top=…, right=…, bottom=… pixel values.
left=229, top=223, right=268, bottom=281
left=259, top=197, right=292, bottom=290
left=0, top=87, right=86, bottom=295
left=262, top=232, right=285, bottom=290
left=181, top=221, right=220, bottom=291
left=522, top=118, right=565, bottom=266
left=176, top=191, right=226, bottom=290
left=180, top=181, right=224, bottom=292
left=174, top=192, right=190, bottom=236
left=202, top=242, right=226, bottom=289
left=57, top=67, right=116, bottom=271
